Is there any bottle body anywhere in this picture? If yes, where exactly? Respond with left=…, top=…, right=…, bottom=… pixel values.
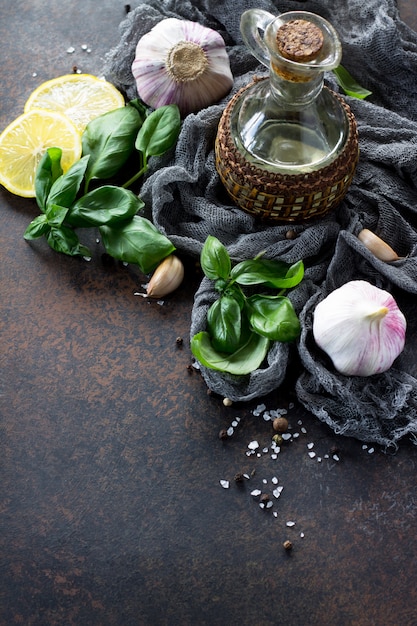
left=230, top=78, right=350, bottom=175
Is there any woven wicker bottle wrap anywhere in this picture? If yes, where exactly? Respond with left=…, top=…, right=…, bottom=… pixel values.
left=215, top=11, right=360, bottom=223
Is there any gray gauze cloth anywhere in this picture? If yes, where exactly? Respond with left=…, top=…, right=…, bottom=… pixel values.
left=103, top=0, right=417, bottom=447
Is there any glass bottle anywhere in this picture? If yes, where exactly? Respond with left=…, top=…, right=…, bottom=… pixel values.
left=215, top=9, right=359, bottom=221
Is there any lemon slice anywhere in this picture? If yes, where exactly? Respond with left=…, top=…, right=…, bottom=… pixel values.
left=24, top=74, right=126, bottom=133
left=0, top=109, right=82, bottom=198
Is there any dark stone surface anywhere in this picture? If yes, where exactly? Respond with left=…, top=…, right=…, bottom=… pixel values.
left=1, top=2, right=417, bottom=625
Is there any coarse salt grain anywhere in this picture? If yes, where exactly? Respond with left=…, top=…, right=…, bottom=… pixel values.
left=251, top=489, right=262, bottom=497
left=273, top=487, right=283, bottom=498
left=248, top=440, right=259, bottom=450
left=220, top=480, right=229, bottom=489
left=307, top=442, right=314, bottom=449
left=286, top=521, right=296, bottom=527
left=308, top=451, right=316, bottom=459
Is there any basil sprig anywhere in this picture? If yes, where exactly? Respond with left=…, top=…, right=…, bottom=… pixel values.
left=24, top=102, right=181, bottom=272
left=191, top=236, right=304, bottom=375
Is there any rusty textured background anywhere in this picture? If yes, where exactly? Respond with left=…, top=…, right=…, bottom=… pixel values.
left=1, top=1, right=417, bottom=625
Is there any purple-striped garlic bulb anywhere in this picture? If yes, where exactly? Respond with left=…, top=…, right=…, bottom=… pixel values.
left=313, top=280, right=406, bottom=376
left=132, top=18, right=233, bottom=116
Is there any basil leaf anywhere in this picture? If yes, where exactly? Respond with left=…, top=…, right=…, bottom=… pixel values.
left=99, top=215, right=175, bottom=274
left=46, top=226, right=90, bottom=257
left=135, top=104, right=181, bottom=158
left=47, top=155, right=90, bottom=209
left=207, top=295, right=243, bottom=354
left=332, top=65, right=372, bottom=100
left=246, top=294, right=301, bottom=342
left=45, top=204, right=70, bottom=228
left=82, top=106, right=142, bottom=186
left=191, top=330, right=270, bottom=375
left=200, top=235, right=231, bottom=280
left=24, top=215, right=50, bottom=240
left=35, top=147, right=63, bottom=212
left=67, top=186, right=144, bottom=228
left=232, top=258, right=304, bottom=289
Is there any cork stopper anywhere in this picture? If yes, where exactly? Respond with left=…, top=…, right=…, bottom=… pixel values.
left=276, top=19, right=324, bottom=63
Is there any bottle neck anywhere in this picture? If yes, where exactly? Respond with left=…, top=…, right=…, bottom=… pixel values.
left=269, top=61, right=324, bottom=108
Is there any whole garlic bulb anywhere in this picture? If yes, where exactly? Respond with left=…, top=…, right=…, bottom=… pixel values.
left=132, top=18, right=233, bottom=116
left=313, top=280, right=406, bottom=376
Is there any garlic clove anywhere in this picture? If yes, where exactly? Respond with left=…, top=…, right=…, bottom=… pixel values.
left=312, top=280, right=406, bottom=377
left=357, top=228, right=400, bottom=262
left=145, top=254, right=184, bottom=298
left=132, top=18, right=233, bottom=116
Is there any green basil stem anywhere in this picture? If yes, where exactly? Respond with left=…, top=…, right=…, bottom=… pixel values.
left=121, top=153, right=147, bottom=189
